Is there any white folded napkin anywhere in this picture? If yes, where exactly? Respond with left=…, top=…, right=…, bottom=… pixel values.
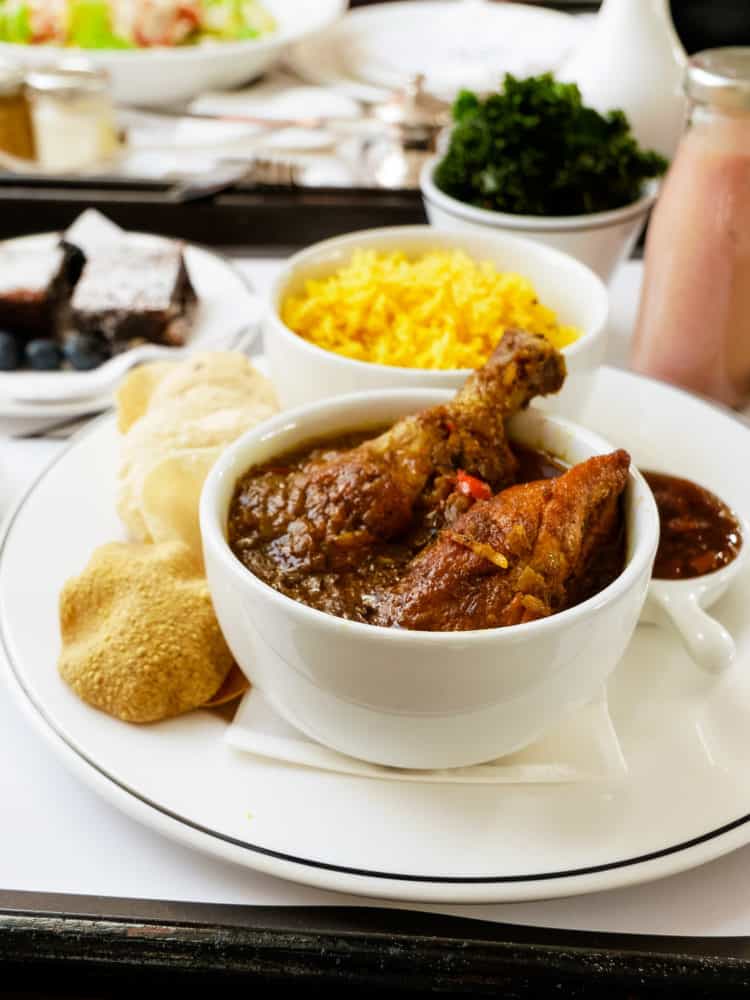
left=225, top=687, right=627, bottom=784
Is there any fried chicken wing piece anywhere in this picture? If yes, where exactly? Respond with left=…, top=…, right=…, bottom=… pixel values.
left=374, top=450, right=630, bottom=631
left=229, top=329, right=566, bottom=574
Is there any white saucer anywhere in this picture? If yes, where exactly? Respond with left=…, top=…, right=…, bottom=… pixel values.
left=286, top=1, right=588, bottom=103
left=0, top=232, right=262, bottom=418
left=2, top=366, right=750, bottom=903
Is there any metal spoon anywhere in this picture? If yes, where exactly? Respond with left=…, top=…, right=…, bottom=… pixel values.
left=7, top=326, right=256, bottom=405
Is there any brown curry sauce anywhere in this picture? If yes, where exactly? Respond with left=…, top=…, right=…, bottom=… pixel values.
left=643, top=471, right=742, bottom=579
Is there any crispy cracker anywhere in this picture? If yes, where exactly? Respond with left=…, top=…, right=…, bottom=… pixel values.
left=59, top=541, right=234, bottom=724
left=116, top=352, right=278, bottom=555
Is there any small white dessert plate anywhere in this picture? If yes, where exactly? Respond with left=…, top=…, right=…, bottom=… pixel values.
left=2, top=366, right=750, bottom=903
left=0, top=232, right=262, bottom=417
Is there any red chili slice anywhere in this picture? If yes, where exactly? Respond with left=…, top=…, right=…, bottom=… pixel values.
left=456, top=470, right=491, bottom=501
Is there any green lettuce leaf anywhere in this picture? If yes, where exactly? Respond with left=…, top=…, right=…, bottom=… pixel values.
left=202, top=0, right=275, bottom=41
left=68, top=0, right=133, bottom=49
left=0, top=2, right=33, bottom=44
left=0, top=0, right=275, bottom=48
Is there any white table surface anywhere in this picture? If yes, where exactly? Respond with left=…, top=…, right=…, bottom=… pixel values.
left=4, top=258, right=750, bottom=938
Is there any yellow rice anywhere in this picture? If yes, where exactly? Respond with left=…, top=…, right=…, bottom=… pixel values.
left=281, top=249, right=580, bottom=370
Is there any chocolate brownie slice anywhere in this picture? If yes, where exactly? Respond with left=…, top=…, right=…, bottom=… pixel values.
left=0, top=241, right=84, bottom=338
left=70, top=240, right=197, bottom=350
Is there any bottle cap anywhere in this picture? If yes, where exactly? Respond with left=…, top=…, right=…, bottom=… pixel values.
left=687, top=48, right=750, bottom=112
left=26, top=63, right=110, bottom=101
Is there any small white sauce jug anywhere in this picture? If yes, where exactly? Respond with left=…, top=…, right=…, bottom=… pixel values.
left=640, top=515, right=750, bottom=674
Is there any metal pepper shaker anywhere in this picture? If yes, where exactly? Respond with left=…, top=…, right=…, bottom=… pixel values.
left=367, top=75, right=450, bottom=188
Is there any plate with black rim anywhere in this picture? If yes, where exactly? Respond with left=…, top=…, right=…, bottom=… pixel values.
left=2, top=365, right=750, bottom=903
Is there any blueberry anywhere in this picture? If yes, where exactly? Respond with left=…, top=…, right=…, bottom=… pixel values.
left=0, top=331, right=20, bottom=371
left=25, top=338, right=63, bottom=371
left=63, top=332, right=110, bottom=371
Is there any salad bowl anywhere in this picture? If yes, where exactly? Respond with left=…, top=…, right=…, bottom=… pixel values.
left=0, top=0, right=348, bottom=105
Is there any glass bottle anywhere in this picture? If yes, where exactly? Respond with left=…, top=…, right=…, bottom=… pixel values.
left=26, top=64, right=119, bottom=173
left=630, top=48, right=750, bottom=409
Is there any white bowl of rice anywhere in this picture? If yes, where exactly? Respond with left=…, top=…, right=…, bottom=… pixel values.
left=264, top=225, right=609, bottom=417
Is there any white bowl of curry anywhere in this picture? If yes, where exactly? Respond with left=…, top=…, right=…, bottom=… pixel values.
left=201, top=332, right=659, bottom=769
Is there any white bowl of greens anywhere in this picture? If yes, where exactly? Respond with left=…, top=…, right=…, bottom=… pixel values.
left=0, top=0, right=348, bottom=106
left=421, top=75, right=666, bottom=283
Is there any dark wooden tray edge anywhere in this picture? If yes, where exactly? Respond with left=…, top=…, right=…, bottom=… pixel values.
left=0, top=182, right=428, bottom=248
left=2, top=891, right=749, bottom=995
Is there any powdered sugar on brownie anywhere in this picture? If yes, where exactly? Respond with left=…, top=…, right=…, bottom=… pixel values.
left=71, top=238, right=196, bottom=347
left=0, top=247, right=65, bottom=297
left=72, top=242, right=185, bottom=313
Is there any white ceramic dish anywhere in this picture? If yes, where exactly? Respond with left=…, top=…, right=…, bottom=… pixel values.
left=286, top=0, right=587, bottom=103
left=0, top=0, right=348, bottom=107
left=201, top=389, right=659, bottom=769
left=264, top=225, right=609, bottom=416
left=0, top=232, right=261, bottom=417
left=421, top=157, right=658, bottom=284
left=642, top=514, right=750, bottom=675
left=4, top=367, right=750, bottom=902
left=0, top=388, right=114, bottom=421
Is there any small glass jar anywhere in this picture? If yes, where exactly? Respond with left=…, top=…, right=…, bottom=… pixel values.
left=631, top=48, right=750, bottom=408
left=26, top=64, right=119, bottom=173
left=0, top=61, right=35, bottom=161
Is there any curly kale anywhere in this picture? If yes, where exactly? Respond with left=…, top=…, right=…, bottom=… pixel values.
left=434, top=74, right=668, bottom=217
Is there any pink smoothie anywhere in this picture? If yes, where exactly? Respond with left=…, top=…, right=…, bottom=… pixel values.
left=631, top=115, right=750, bottom=408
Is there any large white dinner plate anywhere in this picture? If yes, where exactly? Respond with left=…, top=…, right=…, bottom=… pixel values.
left=0, top=232, right=261, bottom=418
left=3, top=366, right=750, bottom=904
left=286, top=1, right=587, bottom=103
